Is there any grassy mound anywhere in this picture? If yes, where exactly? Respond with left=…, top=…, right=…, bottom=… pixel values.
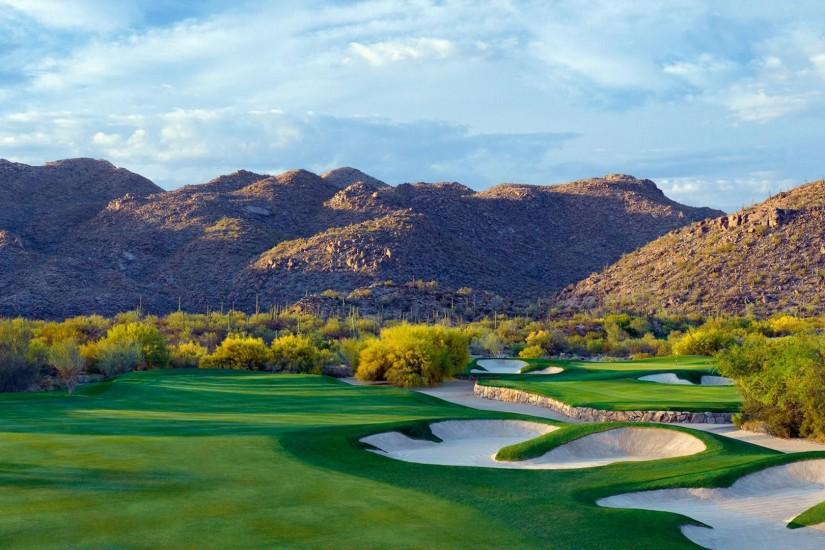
left=788, top=501, right=825, bottom=530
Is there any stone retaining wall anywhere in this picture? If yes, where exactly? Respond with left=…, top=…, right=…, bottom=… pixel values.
left=473, top=384, right=733, bottom=424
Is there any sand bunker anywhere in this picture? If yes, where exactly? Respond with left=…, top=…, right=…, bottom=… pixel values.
left=598, top=459, right=825, bottom=550
left=471, top=359, right=528, bottom=374
left=639, top=373, right=734, bottom=386
left=529, top=366, right=565, bottom=375
left=361, top=420, right=555, bottom=468
left=471, top=359, right=563, bottom=375
left=522, top=427, right=706, bottom=469
left=362, top=423, right=704, bottom=470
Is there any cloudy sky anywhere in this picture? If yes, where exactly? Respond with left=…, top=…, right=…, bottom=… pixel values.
left=1, top=0, right=825, bottom=211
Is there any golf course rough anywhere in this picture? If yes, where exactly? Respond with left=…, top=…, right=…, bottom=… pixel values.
left=598, top=459, right=825, bottom=549
left=361, top=422, right=705, bottom=469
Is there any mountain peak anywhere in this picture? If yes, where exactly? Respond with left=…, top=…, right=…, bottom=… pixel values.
left=321, top=167, right=387, bottom=188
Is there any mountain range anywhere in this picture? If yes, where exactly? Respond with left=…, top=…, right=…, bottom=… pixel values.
left=558, top=179, right=825, bottom=316
left=0, top=158, right=724, bottom=319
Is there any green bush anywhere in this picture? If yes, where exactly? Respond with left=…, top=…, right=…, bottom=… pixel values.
left=170, top=341, right=208, bottom=369
left=96, top=338, right=143, bottom=378
left=672, top=326, right=737, bottom=356
left=518, top=345, right=544, bottom=359
left=355, top=324, right=469, bottom=387
left=48, top=340, right=85, bottom=395
left=718, top=334, right=825, bottom=440
left=270, top=334, right=323, bottom=373
left=201, top=334, right=271, bottom=370
left=0, top=319, right=38, bottom=392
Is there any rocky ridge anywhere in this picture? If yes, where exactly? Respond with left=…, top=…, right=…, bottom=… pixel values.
left=557, top=180, right=825, bottom=316
left=0, top=159, right=722, bottom=318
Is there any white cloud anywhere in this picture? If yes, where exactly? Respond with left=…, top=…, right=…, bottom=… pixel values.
left=348, top=37, right=455, bottom=66
left=0, top=0, right=137, bottom=31
left=2, top=1, right=825, bottom=211
left=724, top=87, right=813, bottom=122
left=663, top=54, right=736, bottom=88
left=91, top=131, right=120, bottom=146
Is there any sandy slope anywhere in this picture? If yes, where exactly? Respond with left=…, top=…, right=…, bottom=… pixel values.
left=598, top=459, right=825, bottom=549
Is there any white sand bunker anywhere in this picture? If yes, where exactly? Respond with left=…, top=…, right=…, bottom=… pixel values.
left=362, top=424, right=704, bottom=470
left=522, top=427, right=706, bottom=470
left=598, top=459, right=825, bottom=550
left=362, top=420, right=555, bottom=468
left=639, top=373, right=734, bottom=386
left=471, top=359, right=563, bottom=375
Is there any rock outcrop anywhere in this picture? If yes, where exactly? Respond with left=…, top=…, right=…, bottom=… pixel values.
left=474, top=383, right=733, bottom=424
left=557, top=180, right=825, bottom=316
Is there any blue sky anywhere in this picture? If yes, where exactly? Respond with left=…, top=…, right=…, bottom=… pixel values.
left=1, top=1, right=825, bottom=211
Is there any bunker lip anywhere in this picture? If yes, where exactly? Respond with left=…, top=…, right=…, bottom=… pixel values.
left=639, top=373, right=734, bottom=386
left=361, top=422, right=704, bottom=470
left=598, top=459, right=825, bottom=550
left=471, top=359, right=563, bottom=375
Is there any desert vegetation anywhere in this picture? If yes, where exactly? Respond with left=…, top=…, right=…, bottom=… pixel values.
left=2, top=305, right=825, bottom=444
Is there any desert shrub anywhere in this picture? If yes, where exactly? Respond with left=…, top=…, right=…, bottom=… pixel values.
left=355, top=324, right=469, bottom=387
left=518, top=345, right=544, bottom=359
left=321, top=318, right=348, bottom=339
left=718, top=334, right=825, bottom=440
left=320, top=289, right=343, bottom=300
left=525, top=329, right=566, bottom=355
left=48, top=340, right=85, bottom=395
left=339, top=336, right=373, bottom=369
left=270, top=334, right=323, bottom=373
left=480, top=331, right=504, bottom=356
left=170, top=341, right=208, bottom=369
left=672, top=326, right=737, bottom=356
left=102, top=323, right=170, bottom=369
left=0, top=350, right=38, bottom=392
left=96, top=338, right=143, bottom=378
left=764, top=315, right=813, bottom=336
left=0, top=319, right=39, bottom=392
left=201, top=334, right=270, bottom=370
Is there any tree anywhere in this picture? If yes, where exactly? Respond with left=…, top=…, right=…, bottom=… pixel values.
left=355, top=324, right=469, bottom=387
left=672, top=327, right=736, bottom=356
left=105, top=323, right=170, bottom=369
left=96, top=338, right=143, bottom=379
left=518, top=345, right=544, bottom=359
left=170, top=341, right=208, bottom=369
left=201, top=334, right=270, bottom=370
left=718, top=334, right=825, bottom=440
left=270, top=334, right=323, bottom=373
left=48, top=340, right=85, bottom=395
left=0, top=319, right=38, bottom=392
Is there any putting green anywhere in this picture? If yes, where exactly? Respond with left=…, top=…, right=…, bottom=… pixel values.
left=0, top=369, right=798, bottom=549
left=474, top=356, right=742, bottom=412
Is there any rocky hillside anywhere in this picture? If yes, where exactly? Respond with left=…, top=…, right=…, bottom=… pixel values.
left=0, top=160, right=722, bottom=318
left=557, top=180, right=825, bottom=316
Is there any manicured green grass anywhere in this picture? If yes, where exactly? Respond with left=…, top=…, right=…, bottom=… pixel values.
left=0, top=369, right=813, bottom=548
left=789, top=501, right=825, bottom=529
left=474, top=356, right=741, bottom=412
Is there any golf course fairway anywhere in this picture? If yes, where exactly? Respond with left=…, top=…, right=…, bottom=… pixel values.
left=0, top=369, right=820, bottom=549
